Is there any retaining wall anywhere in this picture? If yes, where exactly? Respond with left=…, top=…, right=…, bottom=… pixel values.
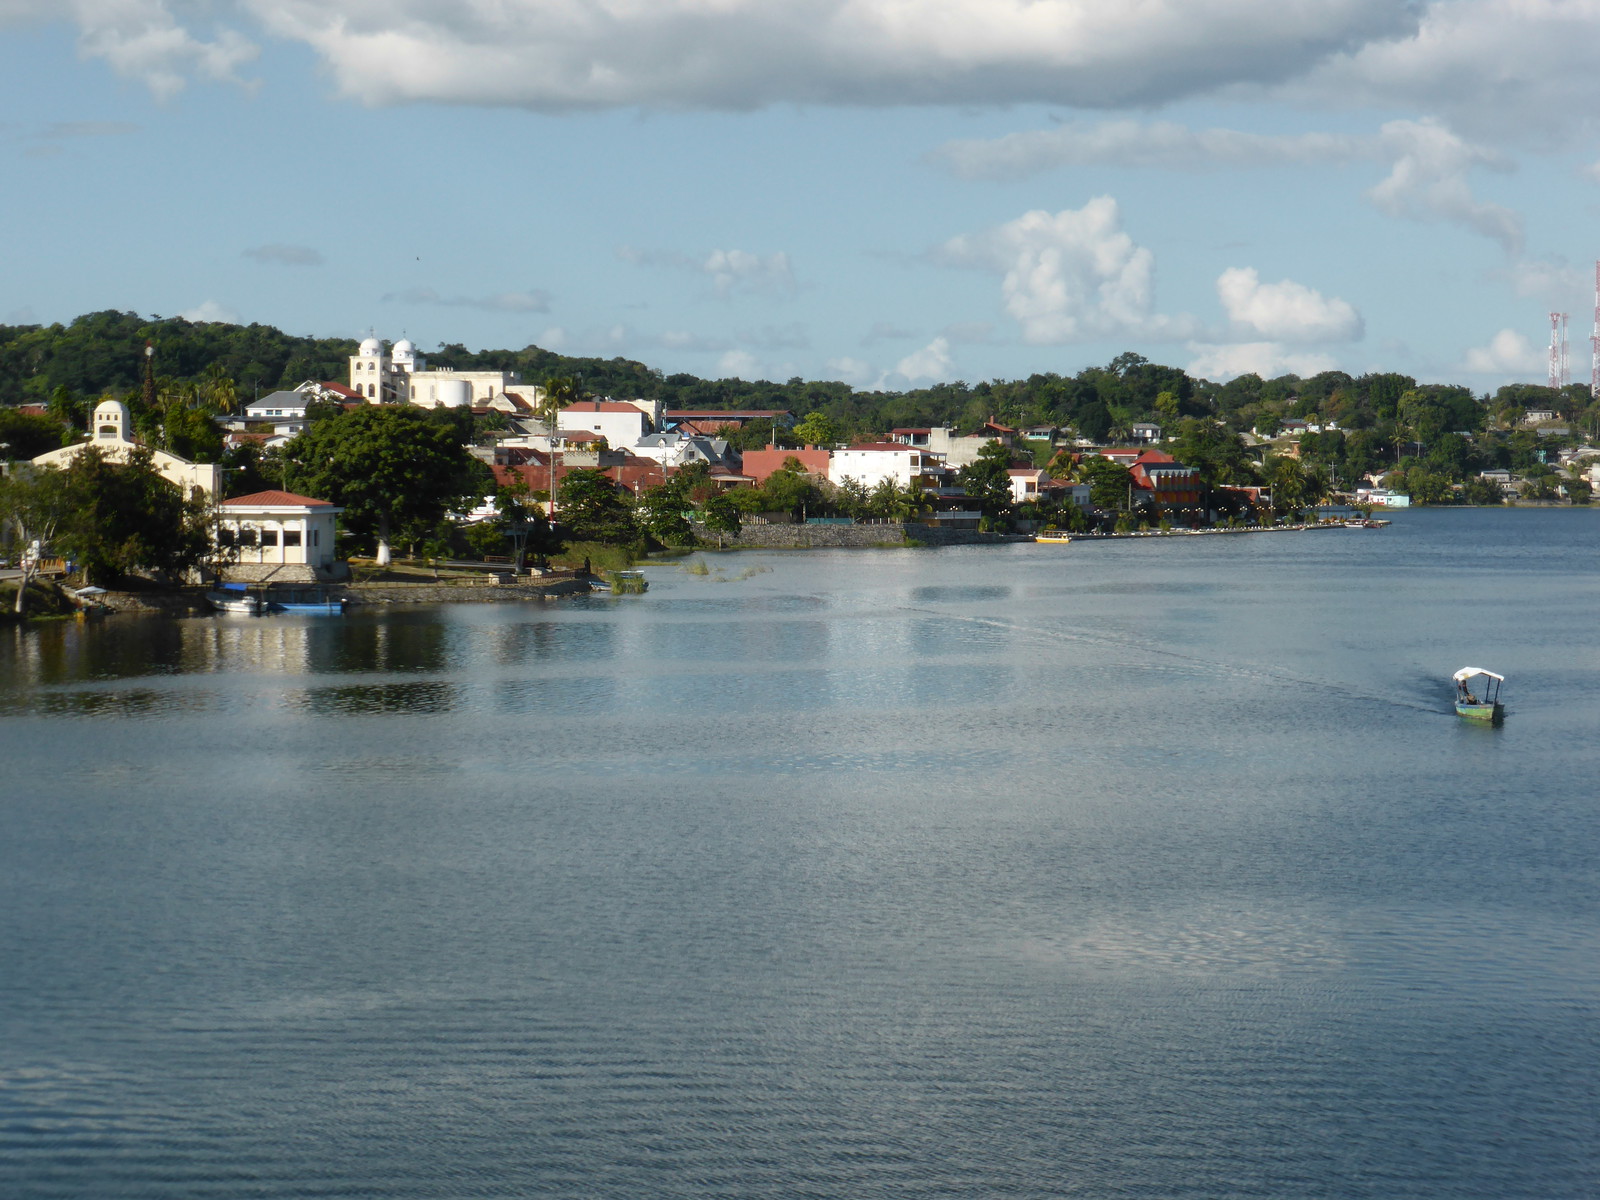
left=690, top=522, right=1020, bottom=549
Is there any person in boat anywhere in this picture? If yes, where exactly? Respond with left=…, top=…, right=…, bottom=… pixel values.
left=1457, top=680, right=1478, bottom=704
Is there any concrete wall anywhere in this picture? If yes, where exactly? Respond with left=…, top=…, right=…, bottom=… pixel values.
left=690, top=521, right=1018, bottom=548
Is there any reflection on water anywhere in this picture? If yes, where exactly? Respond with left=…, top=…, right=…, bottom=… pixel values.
left=3, top=510, right=1600, bottom=1200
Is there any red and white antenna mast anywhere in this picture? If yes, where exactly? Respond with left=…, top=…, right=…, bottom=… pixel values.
left=1548, top=311, right=1570, bottom=390
left=1590, top=261, right=1600, bottom=399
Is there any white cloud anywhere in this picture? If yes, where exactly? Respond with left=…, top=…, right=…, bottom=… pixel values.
left=895, top=336, right=955, bottom=383
left=658, top=329, right=732, bottom=353
left=234, top=0, right=1413, bottom=111
left=862, top=320, right=916, bottom=345
left=931, top=120, right=1368, bottom=180
left=717, top=349, right=761, bottom=380
left=243, top=243, right=324, bottom=266
left=1185, top=342, right=1339, bottom=383
left=536, top=326, right=567, bottom=350
left=939, top=321, right=996, bottom=344
left=934, top=197, right=1194, bottom=344
left=180, top=299, right=241, bottom=323
left=1216, top=267, right=1362, bottom=344
left=1464, top=328, right=1544, bottom=376
left=383, top=286, right=551, bottom=312
left=11, top=0, right=260, bottom=99
left=620, top=245, right=796, bottom=298
left=1297, top=0, right=1600, bottom=144
left=930, top=114, right=1525, bottom=255
left=1499, top=255, right=1586, bottom=303
left=706, top=249, right=794, bottom=297
left=825, top=356, right=879, bottom=387
left=31, top=0, right=1600, bottom=143
left=1366, top=119, right=1521, bottom=253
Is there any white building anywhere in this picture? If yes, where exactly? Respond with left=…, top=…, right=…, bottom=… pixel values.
left=1007, top=467, right=1048, bottom=505
left=349, top=337, right=535, bottom=408
left=216, top=489, right=344, bottom=581
left=557, top=399, right=653, bottom=446
left=32, top=398, right=221, bottom=498
left=829, top=443, right=938, bottom=492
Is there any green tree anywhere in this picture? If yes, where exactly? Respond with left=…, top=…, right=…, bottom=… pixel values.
left=556, top=468, right=638, bottom=544
left=701, top=492, right=742, bottom=547
left=1267, top=456, right=1307, bottom=518
left=1079, top=456, right=1133, bottom=511
left=53, top=447, right=213, bottom=586
left=791, top=411, right=841, bottom=447
left=279, top=405, right=479, bottom=566
left=1172, top=418, right=1255, bottom=486
left=0, top=408, right=68, bottom=460
left=0, top=465, right=72, bottom=613
left=959, top=441, right=1014, bottom=522
left=463, top=519, right=508, bottom=559
left=759, top=458, right=824, bottom=520
left=636, top=481, right=695, bottom=546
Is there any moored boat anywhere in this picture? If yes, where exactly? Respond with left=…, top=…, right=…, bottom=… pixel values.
left=1453, top=666, right=1505, bottom=723
left=264, top=585, right=345, bottom=614
left=1034, top=530, right=1073, bottom=543
left=205, top=584, right=262, bottom=615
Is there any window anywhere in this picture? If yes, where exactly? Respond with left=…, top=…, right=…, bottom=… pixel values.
left=260, top=530, right=279, bottom=547
left=217, top=528, right=236, bottom=546
left=284, top=531, right=302, bottom=548
left=238, top=528, right=258, bottom=547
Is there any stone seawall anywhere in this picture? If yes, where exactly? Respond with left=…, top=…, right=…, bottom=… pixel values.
left=690, top=522, right=1022, bottom=549
left=345, top=578, right=590, bottom=604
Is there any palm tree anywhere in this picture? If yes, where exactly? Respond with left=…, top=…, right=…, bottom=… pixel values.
left=538, top=377, right=583, bottom=522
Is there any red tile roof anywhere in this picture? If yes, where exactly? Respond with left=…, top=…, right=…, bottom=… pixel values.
left=221, top=489, right=336, bottom=508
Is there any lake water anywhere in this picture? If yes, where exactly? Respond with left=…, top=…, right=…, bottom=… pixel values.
left=2, top=508, right=1598, bottom=1199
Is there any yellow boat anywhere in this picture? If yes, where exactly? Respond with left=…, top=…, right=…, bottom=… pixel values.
left=1034, top=530, right=1073, bottom=544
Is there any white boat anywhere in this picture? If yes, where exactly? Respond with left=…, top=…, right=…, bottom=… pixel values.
left=1453, top=666, right=1505, bottom=723
left=205, top=587, right=261, bottom=615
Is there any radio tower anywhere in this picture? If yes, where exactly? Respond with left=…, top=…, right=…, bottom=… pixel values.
left=1548, top=311, right=1570, bottom=391
left=1590, top=261, right=1600, bottom=399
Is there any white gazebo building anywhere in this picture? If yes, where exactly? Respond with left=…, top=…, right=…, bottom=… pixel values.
left=216, top=489, right=345, bottom=582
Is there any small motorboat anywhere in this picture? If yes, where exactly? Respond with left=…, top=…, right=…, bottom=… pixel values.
left=206, top=584, right=262, bottom=615
left=264, top=586, right=346, bottom=614
left=1034, top=530, right=1073, bottom=543
left=1453, top=666, right=1505, bottom=723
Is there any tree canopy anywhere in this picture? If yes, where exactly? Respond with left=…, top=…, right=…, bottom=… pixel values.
left=279, top=406, right=483, bottom=565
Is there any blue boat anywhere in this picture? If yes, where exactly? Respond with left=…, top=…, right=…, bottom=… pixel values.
left=264, top=586, right=346, bottom=615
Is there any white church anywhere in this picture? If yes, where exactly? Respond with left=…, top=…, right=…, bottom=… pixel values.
left=349, top=337, right=540, bottom=409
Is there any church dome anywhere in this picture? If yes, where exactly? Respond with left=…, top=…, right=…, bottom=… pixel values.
left=392, top=338, right=416, bottom=361
left=358, top=336, right=383, bottom=357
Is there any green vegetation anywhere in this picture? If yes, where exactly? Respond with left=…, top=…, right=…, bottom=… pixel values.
left=279, top=405, right=488, bottom=566
left=4, top=310, right=1599, bottom=569
left=0, top=449, right=216, bottom=608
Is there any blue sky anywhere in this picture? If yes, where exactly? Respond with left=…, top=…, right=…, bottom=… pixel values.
left=4, top=1, right=1600, bottom=392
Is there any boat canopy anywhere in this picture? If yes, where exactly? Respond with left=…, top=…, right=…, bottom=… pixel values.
left=1452, top=667, right=1505, bottom=683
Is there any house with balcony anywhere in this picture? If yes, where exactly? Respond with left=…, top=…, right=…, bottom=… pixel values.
left=829, top=443, right=939, bottom=492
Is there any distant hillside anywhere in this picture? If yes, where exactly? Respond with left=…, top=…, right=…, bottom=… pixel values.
left=4, top=310, right=1583, bottom=451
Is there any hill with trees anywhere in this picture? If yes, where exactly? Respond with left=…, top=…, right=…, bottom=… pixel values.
left=3, top=310, right=1598, bottom=509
